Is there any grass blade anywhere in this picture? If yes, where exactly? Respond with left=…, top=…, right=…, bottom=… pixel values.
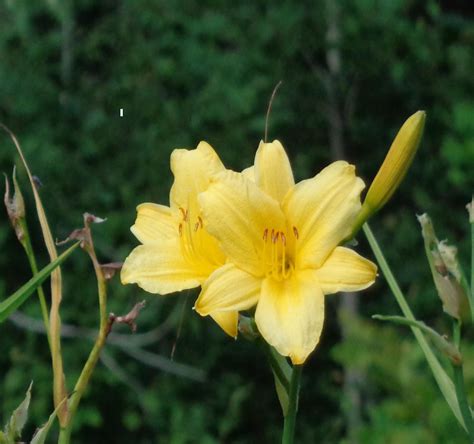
left=0, top=243, right=79, bottom=323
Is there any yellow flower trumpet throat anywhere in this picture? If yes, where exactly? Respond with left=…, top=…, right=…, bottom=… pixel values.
left=351, top=110, right=426, bottom=235
left=195, top=141, right=377, bottom=364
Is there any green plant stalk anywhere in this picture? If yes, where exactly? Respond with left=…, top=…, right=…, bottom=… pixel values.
left=19, top=219, right=51, bottom=346
left=282, top=365, right=302, bottom=444
left=58, top=244, right=109, bottom=444
left=363, top=223, right=466, bottom=430
left=471, top=218, right=474, bottom=323
left=452, top=320, right=474, bottom=441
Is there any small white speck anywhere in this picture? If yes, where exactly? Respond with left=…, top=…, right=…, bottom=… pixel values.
left=120, top=108, right=124, bottom=117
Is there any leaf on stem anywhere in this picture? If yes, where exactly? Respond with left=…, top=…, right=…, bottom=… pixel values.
left=31, top=396, right=69, bottom=444
left=373, top=315, right=462, bottom=365
left=3, top=382, right=32, bottom=442
left=0, top=243, right=79, bottom=323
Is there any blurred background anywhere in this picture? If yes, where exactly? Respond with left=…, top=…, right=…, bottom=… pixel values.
left=1, top=0, right=473, bottom=442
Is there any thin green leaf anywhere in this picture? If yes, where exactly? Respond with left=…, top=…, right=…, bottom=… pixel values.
left=272, top=369, right=290, bottom=416
left=266, top=346, right=292, bottom=415
left=4, top=382, right=32, bottom=442
left=373, top=315, right=462, bottom=365
left=31, top=396, right=69, bottom=444
left=0, top=243, right=79, bottom=323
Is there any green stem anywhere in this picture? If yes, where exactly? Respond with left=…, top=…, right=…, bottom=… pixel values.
left=282, top=365, right=302, bottom=444
left=58, top=241, right=109, bottom=444
left=452, top=321, right=474, bottom=442
left=363, top=223, right=466, bottom=430
left=20, top=220, right=51, bottom=347
left=470, top=219, right=474, bottom=323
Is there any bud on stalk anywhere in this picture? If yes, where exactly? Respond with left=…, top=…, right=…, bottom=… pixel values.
left=418, top=213, right=469, bottom=321
left=4, top=167, right=27, bottom=245
left=350, top=111, right=426, bottom=237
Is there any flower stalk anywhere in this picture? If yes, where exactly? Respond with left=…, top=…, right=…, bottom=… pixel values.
left=58, top=214, right=111, bottom=444
left=282, top=365, right=303, bottom=444
left=451, top=320, right=474, bottom=441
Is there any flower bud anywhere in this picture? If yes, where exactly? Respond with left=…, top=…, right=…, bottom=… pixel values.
left=350, top=111, right=426, bottom=236
left=238, top=315, right=260, bottom=341
left=367, top=111, right=426, bottom=208
left=418, top=213, right=469, bottom=321
left=4, top=167, right=27, bottom=244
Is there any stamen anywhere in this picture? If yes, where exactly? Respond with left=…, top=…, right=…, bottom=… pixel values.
left=179, top=207, right=188, bottom=221
left=198, top=216, right=203, bottom=228
left=293, top=226, right=299, bottom=239
left=281, top=233, right=286, bottom=275
left=261, top=228, right=293, bottom=281
left=178, top=223, right=183, bottom=236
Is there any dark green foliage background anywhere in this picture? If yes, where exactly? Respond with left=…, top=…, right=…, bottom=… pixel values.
left=0, top=0, right=473, bottom=442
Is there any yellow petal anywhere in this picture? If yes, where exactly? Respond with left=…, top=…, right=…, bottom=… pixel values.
left=241, top=165, right=255, bottom=181
left=255, top=271, right=325, bottom=365
left=131, top=203, right=178, bottom=244
left=199, top=170, right=285, bottom=275
left=315, top=247, right=377, bottom=294
left=210, top=311, right=239, bottom=338
left=283, top=161, right=364, bottom=268
left=169, top=141, right=225, bottom=212
left=121, top=242, right=202, bottom=294
left=254, top=140, right=295, bottom=203
left=195, top=263, right=261, bottom=314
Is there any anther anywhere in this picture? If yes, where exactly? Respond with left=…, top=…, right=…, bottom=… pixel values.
left=281, top=233, right=287, bottom=246
left=293, top=226, right=299, bottom=239
left=198, top=216, right=203, bottom=228
left=263, top=228, right=268, bottom=241
left=194, top=222, right=200, bottom=232
left=178, top=223, right=183, bottom=236
left=179, top=207, right=188, bottom=221
left=273, top=231, right=280, bottom=243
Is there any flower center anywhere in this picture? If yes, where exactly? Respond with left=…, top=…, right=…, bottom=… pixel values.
left=261, top=226, right=298, bottom=281
left=177, top=207, right=207, bottom=264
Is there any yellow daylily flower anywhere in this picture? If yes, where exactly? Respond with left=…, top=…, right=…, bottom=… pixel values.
left=121, top=142, right=238, bottom=337
left=195, top=140, right=377, bottom=364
